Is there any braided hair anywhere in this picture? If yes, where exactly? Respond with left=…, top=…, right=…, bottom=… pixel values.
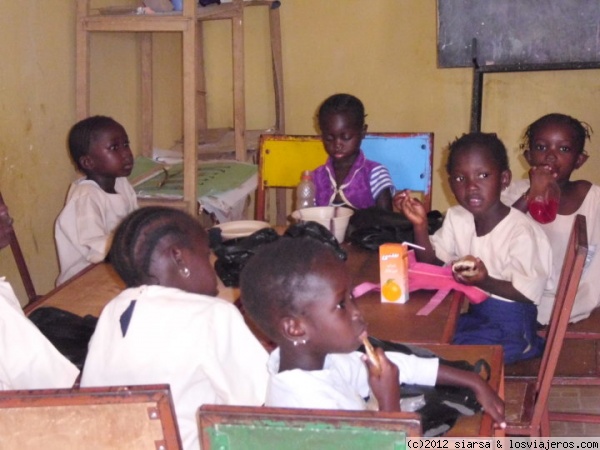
left=446, top=132, right=509, bottom=174
left=109, top=206, right=202, bottom=287
left=317, top=93, right=366, bottom=130
left=522, top=113, right=592, bottom=154
left=68, top=115, right=122, bottom=171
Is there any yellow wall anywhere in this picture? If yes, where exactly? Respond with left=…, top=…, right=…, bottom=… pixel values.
left=2, top=0, right=600, bottom=304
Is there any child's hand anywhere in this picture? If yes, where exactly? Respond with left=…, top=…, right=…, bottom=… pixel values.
left=362, top=348, right=401, bottom=412
left=528, top=165, right=557, bottom=197
left=473, top=378, right=506, bottom=430
left=451, top=256, right=488, bottom=285
left=393, top=190, right=427, bottom=227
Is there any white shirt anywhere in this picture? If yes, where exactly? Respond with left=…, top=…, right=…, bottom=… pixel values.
left=502, top=180, right=600, bottom=324
left=430, top=205, right=553, bottom=304
left=55, top=177, right=138, bottom=285
left=81, top=285, right=269, bottom=450
left=265, top=348, right=438, bottom=410
left=0, top=279, right=79, bottom=390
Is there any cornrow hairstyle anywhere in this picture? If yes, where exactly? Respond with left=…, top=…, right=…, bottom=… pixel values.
left=109, top=206, right=202, bottom=287
left=67, top=115, right=121, bottom=171
left=446, top=132, right=509, bottom=174
left=522, top=113, right=592, bottom=154
left=317, top=93, right=366, bottom=130
left=240, top=237, right=338, bottom=340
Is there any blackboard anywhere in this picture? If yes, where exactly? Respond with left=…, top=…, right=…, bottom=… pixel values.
left=437, top=0, right=600, bottom=68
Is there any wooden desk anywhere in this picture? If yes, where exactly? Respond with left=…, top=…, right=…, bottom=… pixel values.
left=357, top=290, right=462, bottom=344
left=25, top=243, right=464, bottom=346
left=24, top=263, right=125, bottom=318
left=423, top=344, right=504, bottom=437
left=23, top=259, right=237, bottom=318
left=344, top=243, right=463, bottom=344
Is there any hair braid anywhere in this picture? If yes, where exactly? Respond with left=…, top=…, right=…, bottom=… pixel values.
left=109, top=206, right=199, bottom=287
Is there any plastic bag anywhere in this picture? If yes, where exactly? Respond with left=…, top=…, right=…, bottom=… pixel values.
left=209, top=227, right=280, bottom=287
left=284, top=221, right=347, bottom=261
left=348, top=208, right=443, bottom=250
left=209, top=221, right=348, bottom=288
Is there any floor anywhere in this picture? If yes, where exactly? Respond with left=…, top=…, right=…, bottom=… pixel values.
left=549, top=386, right=600, bottom=436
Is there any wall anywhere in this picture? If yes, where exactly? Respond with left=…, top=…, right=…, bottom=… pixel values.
left=1, top=0, right=599, bottom=304
left=0, top=2, right=78, bottom=302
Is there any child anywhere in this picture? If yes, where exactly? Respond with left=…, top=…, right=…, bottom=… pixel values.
left=395, top=133, right=552, bottom=364
left=502, top=113, right=599, bottom=325
left=55, top=116, right=138, bottom=285
left=0, top=198, right=79, bottom=390
left=312, top=93, right=394, bottom=210
left=80, top=206, right=269, bottom=450
left=239, top=237, right=505, bottom=427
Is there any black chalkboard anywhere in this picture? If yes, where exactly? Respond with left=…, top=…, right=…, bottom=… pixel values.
left=437, top=0, right=600, bottom=68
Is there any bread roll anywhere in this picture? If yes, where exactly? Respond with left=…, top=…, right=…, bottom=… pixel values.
left=452, top=256, right=479, bottom=277
left=362, top=337, right=382, bottom=375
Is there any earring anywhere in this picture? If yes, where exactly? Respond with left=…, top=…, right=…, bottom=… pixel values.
left=293, top=339, right=307, bottom=347
left=179, top=266, right=190, bottom=278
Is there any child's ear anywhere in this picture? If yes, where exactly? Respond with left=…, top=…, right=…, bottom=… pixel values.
left=169, top=245, right=187, bottom=271
left=79, top=155, right=94, bottom=172
left=279, top=315, right=307, bottom=342
left=500, top=169, right=512, bottom=190
left=575, top=152, right=589, bottom=169
left=523, top=150, right=532, bottom=165
left=362, top=124, right=368, bottom=138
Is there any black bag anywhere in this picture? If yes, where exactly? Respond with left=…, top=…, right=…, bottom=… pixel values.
left=348, top=208, right=444, bottom=251
left=284, top=221, right=347, bottom=261
left=209, top=227, right=280, bottom=288
left=209, top=221, right=348, bottom=288
left=28, top=306, right=98, bottom=371
left=359, top=336, right=489, bottom=437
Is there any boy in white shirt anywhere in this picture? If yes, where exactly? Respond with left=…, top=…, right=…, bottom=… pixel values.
left=55, top=116, right=138, bottom=285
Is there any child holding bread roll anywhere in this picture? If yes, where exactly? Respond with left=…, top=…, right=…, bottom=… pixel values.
left=240, top=237, right=505, bottom=427
left=394, top=132, right=553, bottom=364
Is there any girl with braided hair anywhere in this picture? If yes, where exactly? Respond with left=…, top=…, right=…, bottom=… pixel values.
left=81, top=206, right=268, bottom=450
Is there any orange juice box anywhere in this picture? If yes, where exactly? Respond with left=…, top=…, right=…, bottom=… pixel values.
left=379, top=243, right=409, bottom=303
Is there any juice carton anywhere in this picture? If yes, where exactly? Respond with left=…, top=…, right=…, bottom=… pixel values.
left=379, top=243, right=409, bottom=303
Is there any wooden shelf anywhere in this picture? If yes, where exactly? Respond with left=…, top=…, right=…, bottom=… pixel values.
left=76, top=0, right=284, bottom=216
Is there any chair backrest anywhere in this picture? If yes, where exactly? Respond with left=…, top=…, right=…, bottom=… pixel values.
left=0, top=191, right=38, bottom=305
left=198, top=404, right=422, bottom=449
left=531, top=214, right=588, bottom=427
left=0, top=384, right=182, bottom=450
left=255, top=133, right=434, bottom=225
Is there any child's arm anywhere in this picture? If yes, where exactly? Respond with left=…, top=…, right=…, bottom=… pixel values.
left=362, top=348, right=401, bottom=412
left=393, top=190, right=442, bottom=265
left=453, top=257, right=534, bottom=304
left=436, top=364, right=506, bottom=429
left=511, top=165, right=556, bottom=212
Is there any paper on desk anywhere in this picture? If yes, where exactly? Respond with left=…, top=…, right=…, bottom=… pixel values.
left=129, top=156, right=258, bottom=222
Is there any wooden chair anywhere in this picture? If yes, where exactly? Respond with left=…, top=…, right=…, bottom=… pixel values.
left=255, top=133, right=434, bottom=225
left=0, top=384, right=182, bottom=449
left=198, top=404, right=422, bottom=449
left=504, top=214, right=588, bottom=436
left=0, top=191, right=38, bottom=305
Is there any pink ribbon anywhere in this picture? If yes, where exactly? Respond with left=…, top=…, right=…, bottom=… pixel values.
left=352, top=251, right=488, bottom=315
